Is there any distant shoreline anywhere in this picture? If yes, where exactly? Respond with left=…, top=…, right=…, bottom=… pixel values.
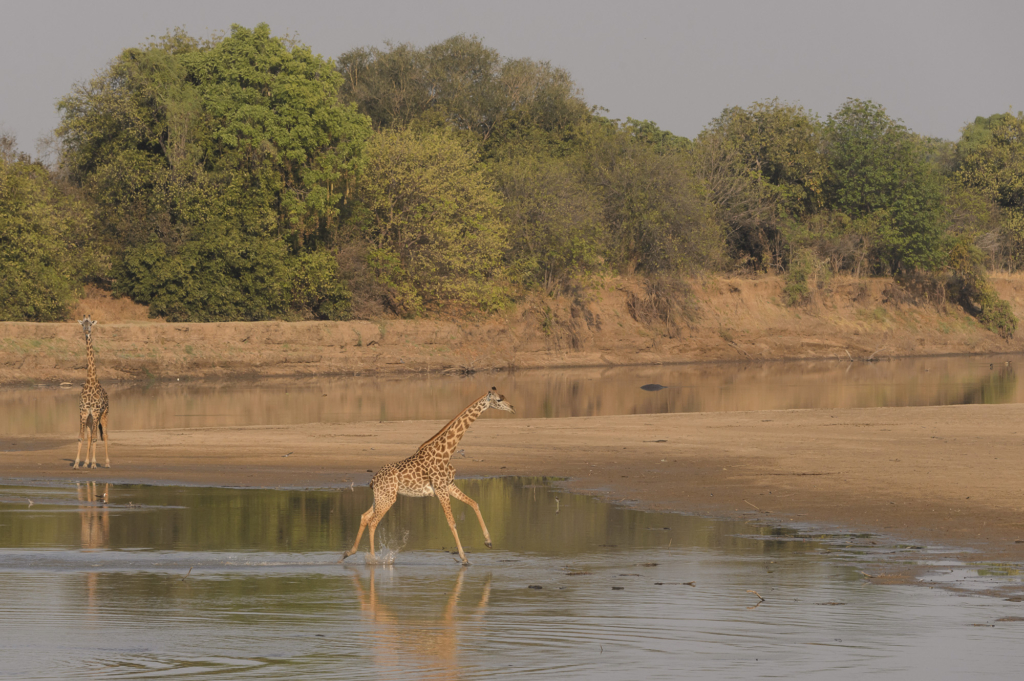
left=3, top=274, right=1024, bottom=387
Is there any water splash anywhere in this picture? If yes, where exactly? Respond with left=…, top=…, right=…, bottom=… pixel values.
left=364, top=529, right=409, bottom=565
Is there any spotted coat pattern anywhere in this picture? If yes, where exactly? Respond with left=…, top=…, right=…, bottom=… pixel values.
left=74, top=316, right=110, bottom=469
left=341, top=388, right=516, bottom=565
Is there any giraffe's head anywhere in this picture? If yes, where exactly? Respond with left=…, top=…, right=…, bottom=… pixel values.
left=79, top=315, right=98, bottom=340
left=483, top=387, right=516, bottom=414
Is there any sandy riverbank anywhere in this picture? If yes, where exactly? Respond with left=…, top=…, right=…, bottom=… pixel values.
left=4, top=403, right=1024, bottom=569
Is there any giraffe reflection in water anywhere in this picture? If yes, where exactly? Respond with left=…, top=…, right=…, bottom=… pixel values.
left=349, top=567, right=491, bottom=675
left=77, top=481, right=109, bottom=618
left=77, top=481, right=109, bottom=550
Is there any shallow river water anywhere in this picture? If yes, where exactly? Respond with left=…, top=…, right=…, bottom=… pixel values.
left=1, top=478, right=1022, bottom=679
left=2, top=354, right=1022, bottom=436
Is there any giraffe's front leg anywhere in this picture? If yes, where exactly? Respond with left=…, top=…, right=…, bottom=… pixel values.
left=73, top=413, right=88, bottom=469
left=87, top=421, right=99, bottom=469
left=341, top=506, right=374, bottom=562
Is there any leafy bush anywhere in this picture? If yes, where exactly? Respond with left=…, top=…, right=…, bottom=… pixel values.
left=782, top=249, right=816, bottom=306
left=577, top=123, right=723, bottom=275
left=490, top=153, right=604, bottom=292
left=945, top=235, right=1017, bottom=339
left=292, top=250, right=352, bottom=320
left=114, top=222, right=296, bottom=321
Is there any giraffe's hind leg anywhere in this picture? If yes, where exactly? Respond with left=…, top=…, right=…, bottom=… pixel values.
left=437, top=491, right=469, bottom=565
left=99, top=410, right=110, bottom=468
left=341, top=485, right=397, bottom=563
left=448, top=484, right=493, bottom=548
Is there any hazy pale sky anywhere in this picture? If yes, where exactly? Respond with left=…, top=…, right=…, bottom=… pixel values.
left=2, top=0, right=1022, bottom=153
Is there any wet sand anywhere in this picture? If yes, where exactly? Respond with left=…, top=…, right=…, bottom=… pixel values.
left=3, top=403, right=1024, bottom=566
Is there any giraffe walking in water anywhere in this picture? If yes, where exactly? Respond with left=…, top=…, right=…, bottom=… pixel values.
left=73, top=315, right=110, bottom=469
left=341, top=388, right=516, bottom=565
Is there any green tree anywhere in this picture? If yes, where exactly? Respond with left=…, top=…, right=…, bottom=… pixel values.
left=623, top=118, right=690, bottom=155
left=337, top=35, right=590, bottom=156
left=355, top=128, right=510, bottom=315
left=490, top=153, right=604, bottom=291
left=704, top=99, right=825, bottom=218
left=823, top=99, right=943, bottom=273
left=56, top=24, right=371, bottom=320
left=0, top=136, right=96, bottom=321
left=956, top=111, right=1024, bottom=269
left=577, top=123, right=722, bottom=275
left=695, top=99, right=825, bottom=268
left=184, top=24, right=371, bottom=245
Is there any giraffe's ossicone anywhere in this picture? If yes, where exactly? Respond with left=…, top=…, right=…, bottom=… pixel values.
left=74, top=315, right=111, bottom=470
left=341, top=387, right=516, bottom=566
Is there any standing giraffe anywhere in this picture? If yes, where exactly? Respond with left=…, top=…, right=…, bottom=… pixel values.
left=73, top=315, right=110, bottom=469
left=341, top=388, right=516, bottom=565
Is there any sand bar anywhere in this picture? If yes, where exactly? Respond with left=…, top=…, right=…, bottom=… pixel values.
left=3, top=403, right=1024, bottom=566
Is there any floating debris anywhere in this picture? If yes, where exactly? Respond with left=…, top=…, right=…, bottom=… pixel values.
left=640, top=384, right=668, bottom=391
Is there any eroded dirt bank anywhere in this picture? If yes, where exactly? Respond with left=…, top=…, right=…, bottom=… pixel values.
left=2, top=274, right=1024, bottom=385
left=5, top=403, right=1024, bottom=567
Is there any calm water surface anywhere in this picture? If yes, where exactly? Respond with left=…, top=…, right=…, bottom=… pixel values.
left=1, top=478, right=1022, bottom=679
left=1, top=355, right=1022, bottom=436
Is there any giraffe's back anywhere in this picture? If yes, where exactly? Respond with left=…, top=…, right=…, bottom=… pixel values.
left=372, top=448, right=453, bottom=499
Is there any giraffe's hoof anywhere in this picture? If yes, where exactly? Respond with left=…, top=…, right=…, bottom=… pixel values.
left=461, top=559, right=471, bottom=566
left=339, top=551, right=351, bottom=563
left=485, top=541, right=493, bottom=549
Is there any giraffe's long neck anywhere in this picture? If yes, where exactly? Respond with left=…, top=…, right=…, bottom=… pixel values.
left=422, top=395, right=488, bottom=461
left=85, top=335, right=98, bottom=385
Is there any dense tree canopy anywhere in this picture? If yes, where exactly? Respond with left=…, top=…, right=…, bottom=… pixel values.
left=0, top=136, right=96, bottom=321
left=337, top=34, right=591, bottom=156
left=822, top=99, right=944, bottom=273
left=354, top=128, right=509, bottom=315
left=956, top=111, right=1024, bottom=269
left=2, top=28, right=1020, bottom=338
left=56, top=24, right=370, bottom=321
